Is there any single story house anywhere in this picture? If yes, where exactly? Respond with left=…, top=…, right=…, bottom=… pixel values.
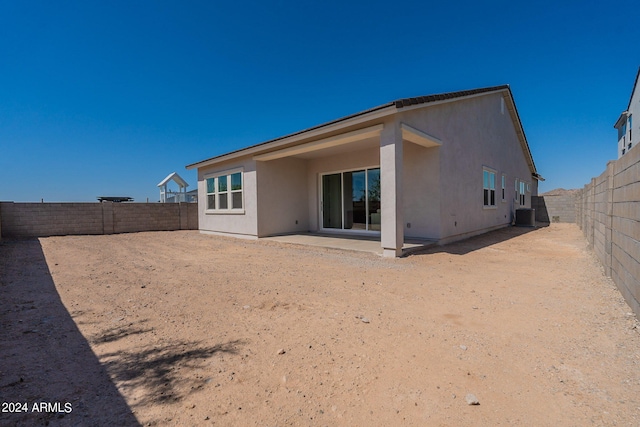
left=186, top=85, right=542, bottom=257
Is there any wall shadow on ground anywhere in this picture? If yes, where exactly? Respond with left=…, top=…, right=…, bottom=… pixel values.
left=0, top=239, right=244, bottom=426
left=0, top=239, right=141, bottom=426
left=100, top=339, right=243, bottom=409
left=408, top=224, right=546, bottom=257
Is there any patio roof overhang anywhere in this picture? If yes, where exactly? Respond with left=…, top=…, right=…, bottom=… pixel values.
left=250, top=122, right=443, bottom=162
left=252, top=124, right=384, bottom=161
left=400, top=123, right=442, bottom=148
left=185, top=104, right=397, bottom=170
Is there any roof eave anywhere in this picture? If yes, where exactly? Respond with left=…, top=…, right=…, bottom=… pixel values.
left=501, top=87, right=539, bottom=177
left=614, top=111, right=629, bottom=129
left=185, top=103, right=396, bottom=170
left=627, top=66, right=640, bottom=110
left=186, top=85, right=538, bottom=177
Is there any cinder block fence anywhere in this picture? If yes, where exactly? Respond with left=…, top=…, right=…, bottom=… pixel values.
left=532, top=192, right=578, bottom=223
left=576, top=146, right=640, bottom=317
left=0, top=202, right=197, bottom=238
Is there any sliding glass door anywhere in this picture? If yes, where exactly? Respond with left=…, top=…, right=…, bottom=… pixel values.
left=321, top=167, right=380, bottom=232
left=322, top=173, right=342, bottom=229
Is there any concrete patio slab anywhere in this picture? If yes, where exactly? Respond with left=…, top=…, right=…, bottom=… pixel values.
left=262, top=233, right=436, bottom=256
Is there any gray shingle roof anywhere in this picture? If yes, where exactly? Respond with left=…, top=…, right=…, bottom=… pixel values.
left=393, top=85, right=509, bottom=108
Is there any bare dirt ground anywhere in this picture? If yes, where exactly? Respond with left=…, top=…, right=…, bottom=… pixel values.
left=1, top=223, right=639, bottom=426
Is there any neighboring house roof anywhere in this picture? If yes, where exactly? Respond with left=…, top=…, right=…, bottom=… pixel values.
left=186, top=85, right=541, bottom=179
left=97, top=196, right=134, bottom=202
left=158, top=172, right=189, bottom=189
left=626, top=66, right=640, bottom=111
left=614, top=66, right=640, bottom=129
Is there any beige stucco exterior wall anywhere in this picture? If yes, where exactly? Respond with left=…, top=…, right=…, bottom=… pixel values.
left=398, top=92, right=536, bottom=242
left=197, top=156, right=258, bottom=237
left=402, top=141, right=441, bottom=239
left=256, top=157, right=309, bottom=236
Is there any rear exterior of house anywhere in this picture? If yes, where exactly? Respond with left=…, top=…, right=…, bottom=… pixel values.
left=186, top=85, right=541, bottom=257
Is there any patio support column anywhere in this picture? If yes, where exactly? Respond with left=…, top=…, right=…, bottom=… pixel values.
left=380, top=122, right=404, bottom=257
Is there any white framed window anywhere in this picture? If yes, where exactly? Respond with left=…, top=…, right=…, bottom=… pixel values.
left=205, top=170, right=243, bottom=212
left=483, top=168, right=496, bottom=208
left=519, top=181, right=526, bottom=205
left=501, top=174, right=506, bottom=202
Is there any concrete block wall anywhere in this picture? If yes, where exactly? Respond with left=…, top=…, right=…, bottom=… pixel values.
left=532, top=193, right=578, bottom=223
left=0, top=202, right=198, bottom=238
left=113, top=203, right=180, bottom=233
left=577, top=146, right=640, bottom=317
left=0, top=203, right=105, bottom=237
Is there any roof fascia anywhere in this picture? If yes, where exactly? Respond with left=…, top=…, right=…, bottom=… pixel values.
left=157, top=172, right=189, bottom=188
left=627, top=66, right=640, bottom=110
left=393, top=88, right=507, bottom=114
left=501, top=88, right=539, bottom=178
left=614, top=111, right=629, bottom=129
left=186, top=105, right=396, bottom=170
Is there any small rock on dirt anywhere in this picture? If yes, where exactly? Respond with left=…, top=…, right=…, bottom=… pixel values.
left=465, top=393, right=480, bottom=405
left=277, top=348, right=286, bottom=355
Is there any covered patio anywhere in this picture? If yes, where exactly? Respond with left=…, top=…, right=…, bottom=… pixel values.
left=254, top=122, right=442, bottom=257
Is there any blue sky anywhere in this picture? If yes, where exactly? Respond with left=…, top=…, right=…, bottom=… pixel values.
left=1, top=0, right=639, bottom=202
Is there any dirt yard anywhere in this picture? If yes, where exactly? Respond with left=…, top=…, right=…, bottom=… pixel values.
left=1, top=224, right=639, bottom=426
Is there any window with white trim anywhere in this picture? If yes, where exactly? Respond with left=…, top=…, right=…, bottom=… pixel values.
left=483, top=168, right=496, bottom=207
left=501, top=174, right=506, bottom=202
left=519, top=181, right=526, bottom=205
left=206, top=171, right=243, bottom=211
